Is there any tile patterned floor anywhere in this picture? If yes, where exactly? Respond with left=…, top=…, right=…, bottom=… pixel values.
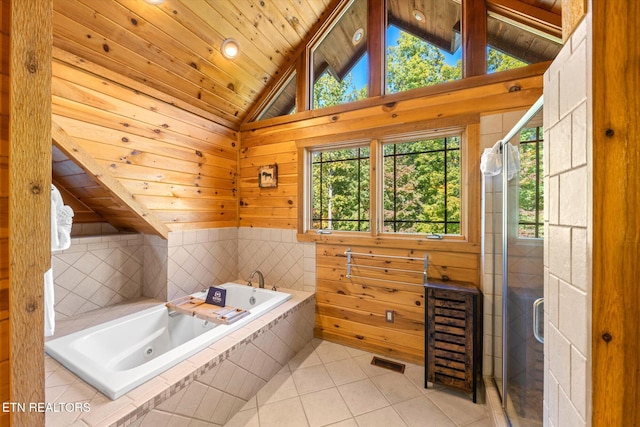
left=224, top=339, right=492, bottom=427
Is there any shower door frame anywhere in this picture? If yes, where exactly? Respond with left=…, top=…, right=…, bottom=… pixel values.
left=500, top=96, right=544, bottom=425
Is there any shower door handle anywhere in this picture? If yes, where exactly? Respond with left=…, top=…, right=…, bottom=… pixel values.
left=532, top=298, right=544, bottom=344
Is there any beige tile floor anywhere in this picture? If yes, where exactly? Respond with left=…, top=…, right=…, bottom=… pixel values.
left=224, top=339, right=492, bottom=427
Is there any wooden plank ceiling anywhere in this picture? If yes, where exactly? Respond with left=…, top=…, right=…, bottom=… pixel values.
left=51, top=0, right=561, bottom=236
left=53, top=0, right=334, bottom=128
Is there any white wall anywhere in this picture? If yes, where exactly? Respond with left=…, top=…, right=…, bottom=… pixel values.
left=543, top=15, right=591, bottom=427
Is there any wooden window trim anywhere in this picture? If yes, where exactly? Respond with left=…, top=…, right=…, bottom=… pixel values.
left=297, top=121, right=481, bottom=252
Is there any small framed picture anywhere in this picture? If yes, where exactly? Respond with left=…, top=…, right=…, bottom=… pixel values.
left=258, top=164, right=278, bottom=188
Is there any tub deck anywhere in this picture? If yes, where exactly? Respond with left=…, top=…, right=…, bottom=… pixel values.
left=45, top=286, right=315, bottom=427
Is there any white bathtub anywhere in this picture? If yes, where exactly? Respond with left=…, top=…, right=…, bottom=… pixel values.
left=45, top=283, right=291, bottom=400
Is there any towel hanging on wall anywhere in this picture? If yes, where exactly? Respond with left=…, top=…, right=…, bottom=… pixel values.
left=45, top=184, right=74, bottom=337
left=51, top=184, right=74, bottom=251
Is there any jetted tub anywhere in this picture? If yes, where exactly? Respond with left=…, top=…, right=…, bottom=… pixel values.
left=45, top=283, right=291, bottom=400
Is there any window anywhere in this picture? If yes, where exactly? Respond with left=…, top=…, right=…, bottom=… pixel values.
left=383, top=136, right=461, bottom=234
left=308, top=130, right=466, bottom=237
left=486, top=14, right=561, bottom=73
left=518, top=126, right=544, bottom=238
left=258, top=71, right=297, bottom=121
left=311, top=0, right=368, bottom=110
left=311, top=146, right=370, bottom=231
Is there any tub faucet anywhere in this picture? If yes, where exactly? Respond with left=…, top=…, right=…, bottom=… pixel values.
left=249, top=270, right=265, bottom=288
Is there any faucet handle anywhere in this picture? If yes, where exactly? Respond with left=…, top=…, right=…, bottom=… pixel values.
left=246, top=280, right=253, bottom=287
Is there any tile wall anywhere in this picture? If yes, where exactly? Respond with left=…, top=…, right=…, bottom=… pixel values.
left=480, top=110, right=528, bottom=380
left=166, top=228, right=239, bottom=301
left=51, top=227, right=316, bottom=322
left=543, top=16, right=591, bottom=427
left=237, top=228, right=316, bottom=293
left=52, top=234, right=144, bottom=319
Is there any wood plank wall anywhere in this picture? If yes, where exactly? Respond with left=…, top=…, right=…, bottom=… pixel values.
left=52, top=54, right=240, bottom=231
left=0, top=1, right=9, bottom=425
left=240, top=64, right=545, bottom=363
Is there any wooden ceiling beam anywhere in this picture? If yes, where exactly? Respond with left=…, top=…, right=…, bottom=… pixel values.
left=487, top=0, right=562, bottom=41
left=51, top=120, right=170, bottom=239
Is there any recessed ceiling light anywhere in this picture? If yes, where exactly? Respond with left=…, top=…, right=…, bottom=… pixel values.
left=352, top=28, right=364, bottom=45
left=412, top=9, right=425, bottom=22
left=143, top=0, right=165, bottom=5
left=221, top=38, right=240, bottom=59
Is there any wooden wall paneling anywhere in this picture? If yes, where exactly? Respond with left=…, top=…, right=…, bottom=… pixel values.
left=314, top=243, right=480, bottom=363
left=592, top=2, right=640, bottom=426
left=51, top=58, right=241, bottom=232
left=9, top=0, right=52, bottom=426
left=52, top=121, right=170, bottom=238
left=51, top=63, right=238, bottom=148
left=241, top=72, right=544, bottom=146
left=52, top=47, right=235, bottom=131
left=239, top=141, right=299, bottom=229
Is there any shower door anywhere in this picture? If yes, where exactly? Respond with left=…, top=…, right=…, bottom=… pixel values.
left=501, top=100, right=544, bottom=426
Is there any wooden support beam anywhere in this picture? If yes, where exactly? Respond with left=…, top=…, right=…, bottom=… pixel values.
left=462, top=0, right=487, bottom=78
left=561, top=0, right=587, bottom=41
left=592, top=2, right=640, bottom=426
left=367, top=0, right=385, bottom=97
left=8, top=0, right=51, bottom=426
left=487, top=0, right=562, bottom=40
left=51, top=120, right=170, bottom=239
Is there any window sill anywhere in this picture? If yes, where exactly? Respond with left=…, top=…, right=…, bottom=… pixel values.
left=297, top=230, right=481, bottom=253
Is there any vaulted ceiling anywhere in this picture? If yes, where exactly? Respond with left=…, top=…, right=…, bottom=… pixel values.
left=51, top=0, right=562, bottom=237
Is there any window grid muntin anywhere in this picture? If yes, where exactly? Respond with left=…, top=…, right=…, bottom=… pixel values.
left=518, top=126, right=544, bottom=238
left=383, top=136, right=461, bottom=234
left=311, top=147, right=370, bottom=231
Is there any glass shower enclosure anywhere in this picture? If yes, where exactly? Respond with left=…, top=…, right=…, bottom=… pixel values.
left=491, top=97, right=545, bottom=426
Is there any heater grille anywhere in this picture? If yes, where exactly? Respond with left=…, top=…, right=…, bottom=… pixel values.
left=371, top=356, right=406, bottom=373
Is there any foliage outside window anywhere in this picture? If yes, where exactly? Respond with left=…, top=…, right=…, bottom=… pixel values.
left=487, top=47, right=527, bottom=73
left=312, top=147, right=370, bottom=231
left=383, top=136, right=461, bottom=234
left=386, top=27, right=461, bottom=94
left=518, top=126, right=544, bottom=238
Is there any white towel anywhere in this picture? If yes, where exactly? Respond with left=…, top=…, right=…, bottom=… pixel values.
left=44, top=268, right=55, bottom=337
left=51, top=185, right=74, bottom=251
left=46, top=185, right=75, bottom=337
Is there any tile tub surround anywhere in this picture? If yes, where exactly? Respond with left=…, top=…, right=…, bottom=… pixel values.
left=238, top=227, right=316, bottom=293
left=52, top=234, right=145, bottom=319
left=167, top=228, right=239, bottom=301
left=45, top=287, right=315, bottom=427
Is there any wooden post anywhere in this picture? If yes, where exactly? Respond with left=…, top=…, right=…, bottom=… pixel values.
left=367, top=0, right=385, bottom=97
left=592, top=2, right=640, bottom=426
left=462, top=0, right=487, bottom=78
left=8, top=0, right=52, bottom=426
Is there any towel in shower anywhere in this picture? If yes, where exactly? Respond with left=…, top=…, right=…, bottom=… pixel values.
left=480, top=141, right=520, bottom=181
